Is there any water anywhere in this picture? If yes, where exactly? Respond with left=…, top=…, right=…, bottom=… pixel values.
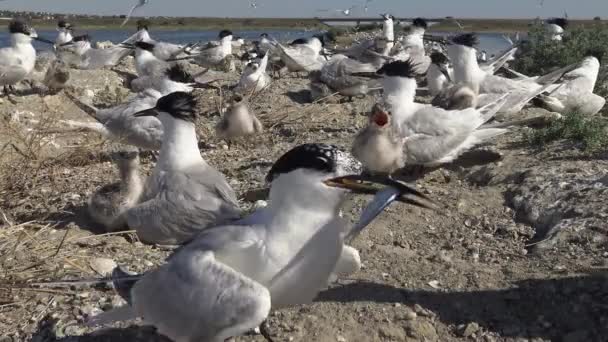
left=0, top=28, right=322, bottom=51
left=0, top=28, right=511, bottom=56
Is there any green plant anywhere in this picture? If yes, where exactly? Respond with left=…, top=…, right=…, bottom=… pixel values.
left=525, top=112, right=608, bottom=151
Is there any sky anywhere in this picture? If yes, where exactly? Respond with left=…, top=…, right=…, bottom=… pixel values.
left=2, top=0, right=607, bottom=19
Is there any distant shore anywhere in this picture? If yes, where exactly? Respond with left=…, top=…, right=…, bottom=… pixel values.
left=6, top=15, right=608, bottom=32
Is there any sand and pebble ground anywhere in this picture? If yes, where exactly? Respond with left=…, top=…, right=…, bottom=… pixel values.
left=0, top=36, right=607, bottom=342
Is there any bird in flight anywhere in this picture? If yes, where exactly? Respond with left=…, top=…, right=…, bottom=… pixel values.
left=121, top=0, right=149, bottom=27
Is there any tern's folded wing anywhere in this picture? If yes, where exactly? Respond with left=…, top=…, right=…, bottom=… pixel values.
left=126, top=170, right=242, bottom=245
left=132, top=250, right=270, bottom=341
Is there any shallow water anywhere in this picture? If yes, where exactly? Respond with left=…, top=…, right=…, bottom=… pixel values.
left=0, top=28, right=322, bottom=51
left=0, top=28, right=511, bottom=55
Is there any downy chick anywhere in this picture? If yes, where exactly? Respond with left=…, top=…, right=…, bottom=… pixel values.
left=88, top=147, right=143, bottom=232
left=216, top=95, right=263, bottom=142
left=352, top=104, right=404, bottom=175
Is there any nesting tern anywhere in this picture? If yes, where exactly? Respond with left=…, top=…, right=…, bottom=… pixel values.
left=357, top=60, right=509, bottom=167
left=55, top=20, right=74, bottom=46
left=533, top=51, right=606, bottom=116
left=235, top=52, right=271, bottom=94
left=0, top=20, right=53, bottom=99
left=62, top=89, right=163, bottom=151
left=216, top=95, right=263, bottom=143
left=60, top=34, right=132, bottom=70
left=176, top=30, right=234, bottom=71
left=352, top=104, right=405, bottom=174
left=319, top=54, right=381, bottom=100
left=274, top=34, right=333, bottom=73
left=121, top=0, right=150, bottom=27
left=125, top=92, right=242, bottom=245
left=88, top=147, right=143, bottom=232
left=88, top=143, right=431, bottom=342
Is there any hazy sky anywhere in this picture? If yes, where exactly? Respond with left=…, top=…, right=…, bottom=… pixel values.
left=2, top=0, right=607, bottom=19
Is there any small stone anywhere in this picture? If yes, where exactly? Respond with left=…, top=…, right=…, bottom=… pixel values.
left=459, top=322, right=480, bottom=337
left=253, top=200, right=268, bottom=210
left=403, top=309, right=417, bottom=321
left=89, top=258, right=117, bottom=276
left=336, top=335, right=347, bottom=342
left=464, top=219, right=472, bottom=227
left=428, top=280, right=441, bottom=289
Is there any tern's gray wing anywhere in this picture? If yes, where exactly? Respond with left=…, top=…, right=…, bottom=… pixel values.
left=82, top=47, right=132, bottom=70
left=126, top=168, right=242, bottom=245
left=480, top=46, right=518, bottom=74
left=132, top=249, right=270, bottom=342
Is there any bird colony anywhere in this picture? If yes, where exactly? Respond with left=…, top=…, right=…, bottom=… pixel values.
left=0, top=14, right=606, bottom=342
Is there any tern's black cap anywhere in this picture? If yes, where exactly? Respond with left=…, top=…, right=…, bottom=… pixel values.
left=376, top=59, right=420, bottom=78
left=72, top=34, right=91, bottom=42
left=135, top=41, right=155, bottom=51
left=219, top=30, right=233, bottom=39
left=58, top=20, right=73, bottom=29
left=584, top=47, right=605, bottom=61
left=8, top=20, right=31, bottom=35
left=451, top=33, right=479, bottom=47
left=165, top=64, right=195, bottom=83
left=137, top=19, right=150, bottom=30
left=155, top=92, right=198, bottom=123
left=266, top=144, right=343, bottom=183
left=430, top=51, right=449, bottom=65
left=547, top=17, right=568, bottom=29
left=413, top=18, right=428, bottom=29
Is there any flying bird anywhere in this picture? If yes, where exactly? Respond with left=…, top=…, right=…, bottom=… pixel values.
left=121, top=0, right=149, bottom=27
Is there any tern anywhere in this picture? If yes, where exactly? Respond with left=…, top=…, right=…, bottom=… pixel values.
left=121, top=0, right=149, bottom=27
left=60, top=34, right=132, bottom=70
left=319, top=54, right=381, bottom=100
left=446, top=33, right=576, bottom=115
left=391, top=18, right=431, bottom=74
left=235, top=52, right=271, bottom=94
left=381, top=13, right=395, bottom=51
left=544, top=17, right=568, bottom=41
left=357, top=60, right=508, bottom=167
left=0, top=20, right=53, bottom=99
left=533, top=51, right=606, bottom=116
left=216, top=95, right=263, bottom=143
left=125, top=92, right=242, bottom=245
left=122, top=20, right=189, bottom=61
left=426, top=51, right=453, bottom=96
left=62, top=89, right=163, bottom=150
left=88, top=143, right=431, bottom=342
left=130, top=64, right=197, bottom=95
left=55, top=20, right=74, bottom=46
left=273, top=34, right=333, bottom=73
left=178, top=30, right=234, bottom=71
left=88, top=147, right=144, bottom=232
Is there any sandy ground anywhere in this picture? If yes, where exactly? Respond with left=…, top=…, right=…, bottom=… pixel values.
left=0, top=50, right=607, bottom=342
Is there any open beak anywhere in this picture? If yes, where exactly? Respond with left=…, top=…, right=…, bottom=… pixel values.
left=119, top=43, right=136, bottom=49
left=133, top=108, right=159, bottom=117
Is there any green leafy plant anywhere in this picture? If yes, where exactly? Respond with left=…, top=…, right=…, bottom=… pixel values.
left=525, top=112, right=608, bottom=152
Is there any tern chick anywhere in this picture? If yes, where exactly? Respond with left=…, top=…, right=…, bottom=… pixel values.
left=352, top=104, right=404, bottom=175
left=216, top=95, right=263, bottom=143
left=88, top=147, right=143, bottom=232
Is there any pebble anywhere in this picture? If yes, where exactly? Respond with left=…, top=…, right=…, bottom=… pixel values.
left=89, top=258, right=117, bottom=276
left=336, top=335, right=347, bottom=342
left=459, top=322, right=480, bottom=337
